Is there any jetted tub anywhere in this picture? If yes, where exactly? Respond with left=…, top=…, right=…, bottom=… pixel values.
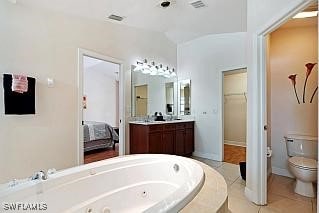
left=0, top=155, right=204, bottom=213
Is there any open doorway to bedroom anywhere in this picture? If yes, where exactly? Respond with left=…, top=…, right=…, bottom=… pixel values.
left=78, top=51, right=123, bottom=164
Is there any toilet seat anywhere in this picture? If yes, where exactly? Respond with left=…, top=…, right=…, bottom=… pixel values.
left=288, top=157, right=317, bottom=171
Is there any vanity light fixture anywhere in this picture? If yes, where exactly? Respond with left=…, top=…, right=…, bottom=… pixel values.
left=293, top=11, right=318, bottom=19
left=133, top=59, right=176, bottom=78
left=149, top=62, right=157, bottom=74
left=133, top=61, right=144, bottom=72
left=150, top=62, right=158, bottom=75
left=170, top=68, right=177, bottom=77
left=141, top=59, right=151, bottom=74
left=157, top=64, right=165, bottom=75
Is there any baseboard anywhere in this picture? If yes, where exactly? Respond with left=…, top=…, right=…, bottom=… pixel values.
left=244, top=187, right=259, bottom=204
left=192, top=151, right=220, bottom=161
left=272, top=166, right=294, bottom=178
left=224, top=140, right=246, bottom=147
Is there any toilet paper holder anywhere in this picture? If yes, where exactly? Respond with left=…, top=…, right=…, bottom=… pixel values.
left=267, top=147, right=272, bottom=158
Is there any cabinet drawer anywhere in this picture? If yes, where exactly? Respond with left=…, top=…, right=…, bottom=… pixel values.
left=176, top=123, right=186, bottom=129
left=185, top=122, right=194, bottom=129
left=164, top=124, right=176, bottom=130
left=148, top=124, right=163, bottom=132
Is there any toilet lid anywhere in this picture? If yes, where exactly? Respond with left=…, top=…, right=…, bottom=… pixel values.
left=288, top=157, right=317, bottom=170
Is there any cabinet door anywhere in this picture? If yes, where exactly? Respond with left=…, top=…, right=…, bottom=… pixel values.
left=175, top=129, right=185, bottom=155
left=149, top=132, right=162, bottom=153
left=185, top=128, right=194, bottom=155
left=162, top=131, right=175, bottom=154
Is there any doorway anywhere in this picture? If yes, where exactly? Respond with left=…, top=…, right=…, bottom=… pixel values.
left=134, top=85, right=148, bottom=116
left=78, top=49, right=125, bottom=165
left=265, top=4, right=318, bottom=206
left=255, top=0, right=318, bottom=205
left=222, top=68, right=247, bottom=165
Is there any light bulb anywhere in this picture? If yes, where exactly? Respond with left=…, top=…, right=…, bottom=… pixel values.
left=141, top=59, right=151, bottom=74
left=171, top=68, right=176, bottom=77
left=157, top=64, right=165, bottom=75
left=150, top=65, right=159, bottom=76
left=133, top=61, right=143, bottom=72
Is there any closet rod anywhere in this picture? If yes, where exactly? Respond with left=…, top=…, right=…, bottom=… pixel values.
left=224, top=92, right=247, bottom=102
left=224, top=92, right=247, bottom=96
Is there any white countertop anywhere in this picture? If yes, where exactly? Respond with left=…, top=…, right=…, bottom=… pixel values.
left=129, top=119, right=195, bottom=125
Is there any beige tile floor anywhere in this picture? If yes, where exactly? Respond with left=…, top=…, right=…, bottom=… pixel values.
left=192, top=156, right=317, bottom=213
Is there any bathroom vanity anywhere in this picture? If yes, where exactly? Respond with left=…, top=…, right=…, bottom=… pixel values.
left=129, top=121, right=194, bottom=156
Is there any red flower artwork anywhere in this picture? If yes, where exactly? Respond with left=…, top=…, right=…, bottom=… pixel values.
left=288, top=74, right=300, bottom=104
left=289, top=62, right=317, bottom=104
left=306, top=63, right=317, bottom=76
left=303, top=63, right=317, bottom=103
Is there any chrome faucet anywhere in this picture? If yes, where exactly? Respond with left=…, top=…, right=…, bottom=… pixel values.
left=31, top=171, right=48, bottom=181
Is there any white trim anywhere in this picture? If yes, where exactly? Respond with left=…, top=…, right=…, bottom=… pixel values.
left=224, top=140, right=246, bottom=147
left=244, top=187, right=256, bottom=204
left=192, top=151, right=220, bottom=161
left=248, top=0, right=315, bottom=205
left=77, top=48, right=125, bottom=165
left=272, top=167, right=294, bottom=178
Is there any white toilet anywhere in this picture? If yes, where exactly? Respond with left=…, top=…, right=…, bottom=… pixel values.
left=284, top=134, right=318, bottom=197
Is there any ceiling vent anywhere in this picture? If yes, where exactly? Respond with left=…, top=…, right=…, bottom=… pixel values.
left=189, top=0, right=206, bottom=8
left=108, top=14, right=124, bottom=22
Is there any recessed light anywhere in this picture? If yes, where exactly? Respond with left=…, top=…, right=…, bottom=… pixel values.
left=293, top=11, right=318, bottom=19
left=108, top=14, right=124, bottom=22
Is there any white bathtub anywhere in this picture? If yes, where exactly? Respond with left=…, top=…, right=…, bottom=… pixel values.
left=0, top=155, right=204, bottom=213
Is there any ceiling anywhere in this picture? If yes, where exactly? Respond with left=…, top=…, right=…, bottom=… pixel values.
left=280, top=17, right=317, bottom=29
left=279, top=3, right=318, bottom=30
left=16, top=0, right=247, bottom=44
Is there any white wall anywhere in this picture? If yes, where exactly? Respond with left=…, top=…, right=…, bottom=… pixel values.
left=177, top=32, right=247, bottom=160
left=269, top=25, right=318, bottom=177
left=83, top=60, right=119, bottom=127
left=0, top=1, right=176, bottom=183
left=224, top=71, right=247, bottom=146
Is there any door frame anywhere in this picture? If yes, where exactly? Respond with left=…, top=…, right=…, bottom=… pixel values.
left=77, top=48, right=125, bottom=165
left=251, top=0, right=316, bottom=205
left=219, top=67, right=247, bottom=162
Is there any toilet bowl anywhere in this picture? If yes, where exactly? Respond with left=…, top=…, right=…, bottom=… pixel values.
left=284, top=134, right=318, bottom=198
left=288, top=156, right=317, bottom=197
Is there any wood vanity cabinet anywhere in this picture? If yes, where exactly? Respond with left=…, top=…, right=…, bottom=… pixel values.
left=130, top=121, right=194, bottom=156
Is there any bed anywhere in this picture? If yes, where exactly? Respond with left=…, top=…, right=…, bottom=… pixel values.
left=83, top=121, right=119, bottom=152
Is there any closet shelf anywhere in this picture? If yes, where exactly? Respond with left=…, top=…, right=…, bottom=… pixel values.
left=224, top=92, right=247, bottom=102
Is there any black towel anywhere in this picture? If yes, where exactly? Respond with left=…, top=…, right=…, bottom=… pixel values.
left=3, top=74, right=36, bottom=115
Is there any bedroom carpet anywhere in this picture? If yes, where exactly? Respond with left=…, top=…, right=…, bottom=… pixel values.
left=84, top=144, right=119, bottom=164
left=224, top=144, right=246, bottom=165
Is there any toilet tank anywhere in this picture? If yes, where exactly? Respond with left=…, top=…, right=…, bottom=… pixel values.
left=284, top=134, right=318, bottom=159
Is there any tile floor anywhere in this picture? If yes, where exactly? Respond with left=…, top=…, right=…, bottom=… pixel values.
left=192, top=156, right=317, bottom=213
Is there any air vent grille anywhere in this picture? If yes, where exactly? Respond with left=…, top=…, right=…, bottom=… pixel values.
left=189, top=0, right=206, bottom=8
left=108, top=14, right=124, bottom=21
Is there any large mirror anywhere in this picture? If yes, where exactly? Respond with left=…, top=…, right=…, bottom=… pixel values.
left=179, top=79, right=191, bottom=115
left=131, top=66, right=178, bottom=117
